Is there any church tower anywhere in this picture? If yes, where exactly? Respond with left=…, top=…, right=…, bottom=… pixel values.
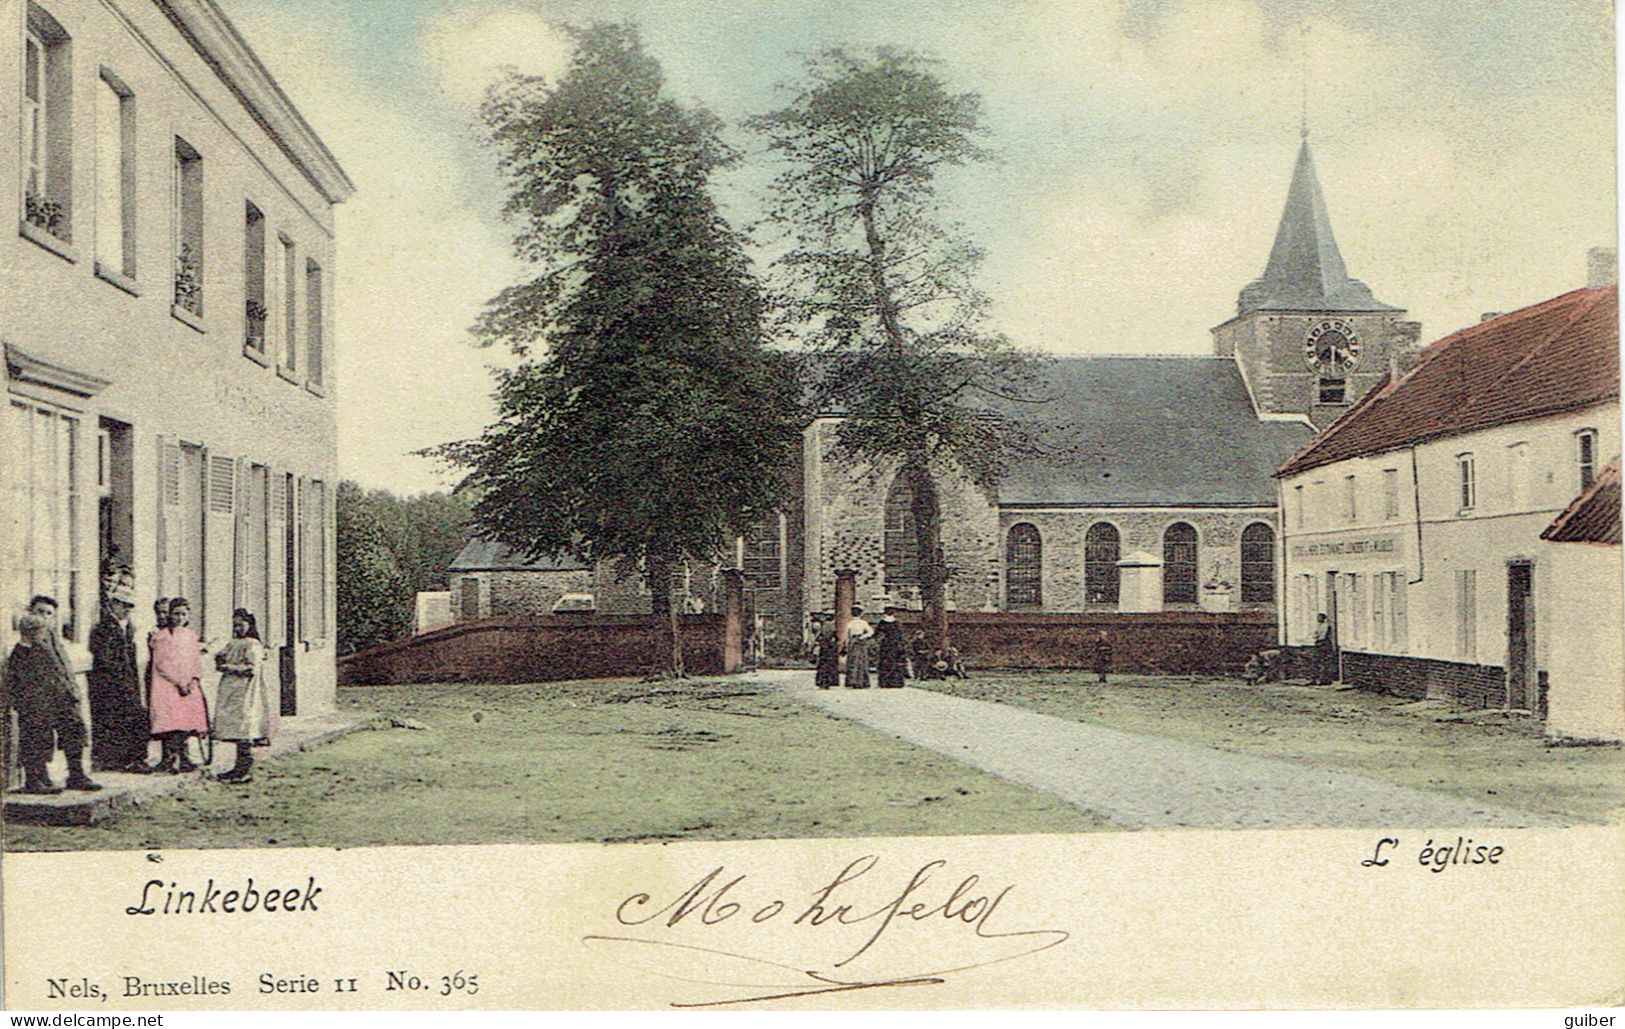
left=1213, top=136, right=1420, bottom=425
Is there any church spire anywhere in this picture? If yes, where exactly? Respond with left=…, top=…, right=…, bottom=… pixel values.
left=1236, top=138, right=1396, bottom=315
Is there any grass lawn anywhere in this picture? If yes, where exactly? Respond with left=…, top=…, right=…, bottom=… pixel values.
left=4, top=676, right=1106, bottom=852
left=919, top=672, right=1625, bottom=824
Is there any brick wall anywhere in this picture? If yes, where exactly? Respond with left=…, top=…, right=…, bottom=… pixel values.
left=898, top=610, right=1277, bottom=675
left=1339, top=650, right=1542, bottom=712
left=337, top=615, right=730, bottom=685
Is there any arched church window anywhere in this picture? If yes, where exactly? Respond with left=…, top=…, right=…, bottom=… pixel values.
left=1084, top=522, right=1120, bottom=606
left=1162, top=522, right=1198, bottom=606
left=1005, top=523, right=1042, bottom=608
left=1240, top=522, right=1275, bottom=604
left=883, top=475, right=921, bottom=589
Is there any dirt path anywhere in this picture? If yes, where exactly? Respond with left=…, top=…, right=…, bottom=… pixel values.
left=761, top=671, right=1558, bottom=829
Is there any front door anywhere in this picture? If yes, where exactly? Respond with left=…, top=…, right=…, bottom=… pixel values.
left=280, top=473, right=298, bottom=716
left=1507, top=562, right=1537, bottom=711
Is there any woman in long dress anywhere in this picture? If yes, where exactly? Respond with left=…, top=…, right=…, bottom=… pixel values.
left=844, top=606, right=873, bottom=688
left=148, top=597, right=211, bottom=773
left=213, top=609, right=276, bottom=784
left=876, top=614, right=908, bottom=688
left=812, top=616, right=840, bottom=689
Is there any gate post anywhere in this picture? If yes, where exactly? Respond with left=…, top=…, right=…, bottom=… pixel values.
left=721, top=569, right=744, bottom=674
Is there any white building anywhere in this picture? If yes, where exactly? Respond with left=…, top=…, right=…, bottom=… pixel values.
left=2, top=0, right=353, bottom=731
left=1277, top=284, right=1621, bottom=739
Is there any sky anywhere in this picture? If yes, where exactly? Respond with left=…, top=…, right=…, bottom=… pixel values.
left=214, top=0, right=1618, bottom=495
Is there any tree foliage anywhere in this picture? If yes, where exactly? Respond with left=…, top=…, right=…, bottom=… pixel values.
left=335, top=482, right=475, bottom=653
left=435, top=23, right=801, bottom=675
left=748, top=48, right=1040, bottom=646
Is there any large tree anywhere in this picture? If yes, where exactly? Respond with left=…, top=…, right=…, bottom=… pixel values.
left=336, top=481, right=411, bottom=654
left=748, top=48, right=1037, bottom=650
left=437, top=23, right=799, bottom=676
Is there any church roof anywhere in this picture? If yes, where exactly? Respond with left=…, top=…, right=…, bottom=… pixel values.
left=1278, top=286, right=1619, bottom=478
left=448, top=537, right=591, bottom=573
left=1236, top=138, right=1398, bottom=316
left=1000, top=357, right=1315, bottom=507
left=1543, top=460, right=1621, bottom=546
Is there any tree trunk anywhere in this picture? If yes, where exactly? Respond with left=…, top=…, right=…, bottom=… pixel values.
left=906, top=459, right=950, bottom=653
left=646, top=552, right=686, bottom=678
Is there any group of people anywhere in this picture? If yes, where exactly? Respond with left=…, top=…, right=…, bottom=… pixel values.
left=4, top=574, right=277, bottom=795
left=809, top=606, right=969, bottom=689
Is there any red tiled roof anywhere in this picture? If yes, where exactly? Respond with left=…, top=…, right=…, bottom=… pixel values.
left=1543, top=459, right=1621, bottom=545
left=1279, top=285, right=1620, bottom=476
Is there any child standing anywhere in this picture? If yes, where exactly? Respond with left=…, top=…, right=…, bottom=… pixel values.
left=148, top=597, right=210, bottom=773
left=212, top=609, right=275, bottom=784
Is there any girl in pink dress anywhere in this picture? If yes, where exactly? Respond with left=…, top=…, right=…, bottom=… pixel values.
left=148, top=597, right=210, bottom=773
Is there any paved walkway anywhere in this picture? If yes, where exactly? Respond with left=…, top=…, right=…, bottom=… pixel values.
left=4, top=711, right=365, bottom=826
left=760, top=671, right=1556, bottom=829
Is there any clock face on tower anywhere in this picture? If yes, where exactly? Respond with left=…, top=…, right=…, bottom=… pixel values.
left=1304, top=320, right=1362, bottom=375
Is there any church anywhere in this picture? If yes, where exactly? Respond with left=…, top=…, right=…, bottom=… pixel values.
left=449, top=137, right=1422, bottom=655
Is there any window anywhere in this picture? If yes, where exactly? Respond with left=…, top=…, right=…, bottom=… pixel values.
left=280, top=236, right=299, bottom=370
left=1507, top=443, right=1528, bottom=509
left=21, top=5, right=71, bottom=243
left=1577, top=430, right=1599, bottom=491
left=244, top=203, right=267, bottom=352
left=1382, top=468, right=1399, bottom=520
left=1005, top=523, right=1042, bottom=608
left=1457, top=454, right=1476, bottom=512
left=1344, top=474, right=1357, bottom=523
left=94, top=70, right=135, bottom=278
left=1162, top=522, right=1198, bottom=606
left=458, top=576, right=480, bottom=619
left=1293, top=483, right=1305, bottom=528
left=5, top=399, right=83, bottom=639
left=1318, top=377, right=1346, bottom=405
left=1454, top=569, right=1477, bottom=661
left=305, top=259, right=324, bottom=386
left=1084, top=521, right=1120, bottom=606
left=172, top=138, right=203, bottom=315
left=1240, top=522, right=1274, bottom=604
left=883, top=475, right=921, bottom=590
left=740, top=512, right=783, bottom=589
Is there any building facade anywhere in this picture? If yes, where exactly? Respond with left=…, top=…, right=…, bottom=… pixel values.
left=2, top=0, right=352, bottom=717
left=1277, top=284, right=1621, bottom=739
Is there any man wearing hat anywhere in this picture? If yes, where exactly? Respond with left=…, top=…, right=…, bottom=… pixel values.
left=5, top=595, right=101, bottom=793
left=88, top=577, right=153, bottom=773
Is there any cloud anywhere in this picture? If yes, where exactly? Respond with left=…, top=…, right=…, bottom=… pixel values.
left=420, top=6, right=575, bottom=109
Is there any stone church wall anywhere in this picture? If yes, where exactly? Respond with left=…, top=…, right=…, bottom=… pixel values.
left=995, top=508, right=1279, bottom=613
left=802, top=419, right=1000, bottom=615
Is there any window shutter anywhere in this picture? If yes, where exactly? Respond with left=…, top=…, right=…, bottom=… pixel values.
left=203, top=452, right=237, bottom=639
left=233, top=457, right=250, bottom=608
left=267, top=470, right=287, bottom=650
left=157, top=436, right=182, bottom=598
left=295, top=476, right=307, bottom=642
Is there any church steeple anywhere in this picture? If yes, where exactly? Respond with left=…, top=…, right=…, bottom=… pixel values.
left=1236, top=139, right=1396, bottom=316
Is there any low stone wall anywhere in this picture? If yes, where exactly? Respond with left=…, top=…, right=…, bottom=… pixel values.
left=337, top=615, right=731, bottom=686
left=898, top=611, right=1277, bottom=676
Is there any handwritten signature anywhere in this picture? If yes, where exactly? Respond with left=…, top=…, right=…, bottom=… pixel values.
left=587, top=855, right=1069, bottom=1007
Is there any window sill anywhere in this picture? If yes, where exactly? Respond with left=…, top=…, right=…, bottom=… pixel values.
left=277, top=364, right=301, bottom=384
left=19, top=219, right=77, bottom=263
left=171, top=303, right=206, bottom=333
left=304, top=380, right=327, bottom=398
left=243, top=343, right=271, bottom=367
left=93, top=261, right=141, bottom=297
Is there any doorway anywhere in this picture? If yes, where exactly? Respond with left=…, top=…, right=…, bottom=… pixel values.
left=1506, top=562, right=1537, bottom=711
left=280, top=473, right=298, bottom=716
left=97, top=419, right=133, bottom=598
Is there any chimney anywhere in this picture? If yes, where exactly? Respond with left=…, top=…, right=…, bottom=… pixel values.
left=1481, top=312, right=1504, bottom=323
left=1587, top=246, right=1617, bottom=289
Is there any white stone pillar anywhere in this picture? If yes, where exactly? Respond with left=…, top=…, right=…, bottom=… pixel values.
left=1118, top=550, right=1164, bottom=613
